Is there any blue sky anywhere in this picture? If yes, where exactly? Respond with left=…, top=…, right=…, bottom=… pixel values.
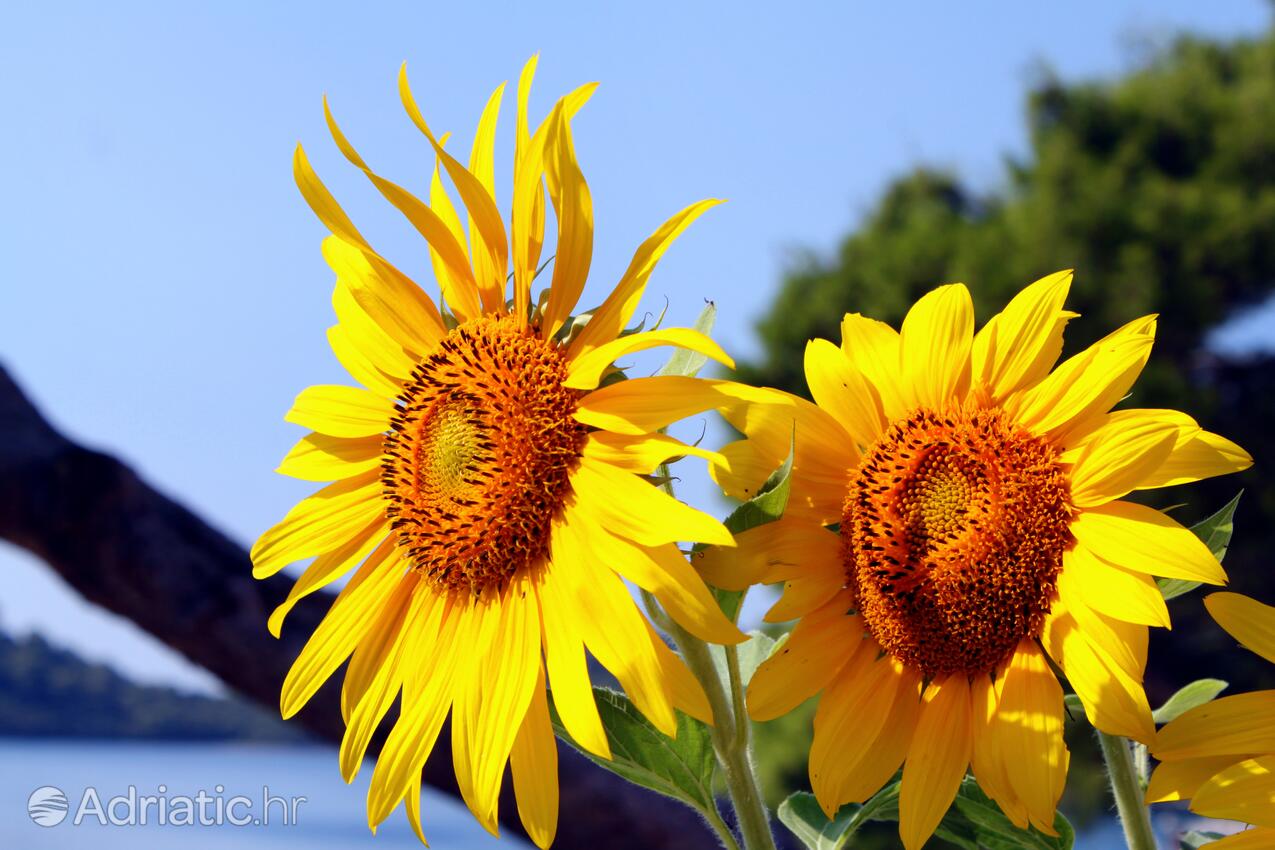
left=1, top=1, right=1270, bottom=693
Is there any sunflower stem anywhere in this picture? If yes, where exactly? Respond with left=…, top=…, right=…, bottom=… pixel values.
left=1097, top=730, right=1157, bottom=850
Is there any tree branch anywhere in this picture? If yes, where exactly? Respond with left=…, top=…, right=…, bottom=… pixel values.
left=0, top=364, right=716, bottom=850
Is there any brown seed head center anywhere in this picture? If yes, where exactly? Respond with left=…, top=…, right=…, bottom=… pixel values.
left=382, top=315, right=587, bottom=593
left=842, top=404, right=1073, bottom=679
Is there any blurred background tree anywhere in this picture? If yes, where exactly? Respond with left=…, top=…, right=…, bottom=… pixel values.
left=743, top=23, right=1275, bottom=836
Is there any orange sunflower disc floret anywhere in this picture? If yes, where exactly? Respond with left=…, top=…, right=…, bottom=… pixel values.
left=252, top=57, right=747, bottom=848
left=698, top=272, right=1252, bottom=849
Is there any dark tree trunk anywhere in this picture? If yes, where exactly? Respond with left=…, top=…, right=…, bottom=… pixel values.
left=0, top=365, right=719, bottom=850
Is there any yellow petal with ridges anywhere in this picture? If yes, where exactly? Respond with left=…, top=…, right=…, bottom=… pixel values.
left=1051, top=594, right=1147, bottom=679
left=428, top=144, right=482, bottom=323
left=803, top=338, right=887, bottom=446
left=574, top=375, right=728, bottom=435
left=694, top=517, right=841, bottom=591
left=835, top=666, right=923, bottom=805
left=1206, top=593, right=1275, bottom=664
left=467, top=83, right=508, bottom=313
left=1147, top=754, right=1246, bottom=803
left=251, top=469, right=384, bottom=578
left=1139, top=429, right=1253, bottom=490
left=536, top=564, right=609, bottom=759
left=970, top=674, right=1031, bottom=830
left=1041, top=609, right=1155, bottom=743
left=973, top=270, right=1073, bottom=400
left=748, top=593, right=859, bottom=721
left=510, top=667, right=559, bottom=849
left=581, top=431, right=723, bottom=474
left=570, top=457, right=733, bottom=547
left=564, top=328, right=733, bottom=390
left=267, top=516, right=385, bottom=637
left=648, top=624, right=713, bottom=723
left=1071, top=500, right=1228, bottom=585
left=332, top=281, right=416, bottom=382
left=541, top=108, right=594, bottom=339
left=568, top=199, right=723, bottom=358
left=900, top=283, right=974, bottom=410
left=279, top=537, right=404, bottom=718
left=1062, top=545, right=1171, bottom=628
left=763, top=568, right=846, bottom=623
left=901, top=676, right=973, bottom=850
left=1191, top=756, right=1275, bottom=828
left=285, top=384, right=389, bottom=438
left=276, top=432, right=383, bottom=482
left=328, top=324, right=401, bottom=400
left=320, top=235, right=445, bottom=356
left=1154, top=691, right=1275, bottom=760
left=1065, top=415, right=1184, bottom=507
left=997, top=641, right=1067, bottom=835
left=840, top=312, right=906, bottom=421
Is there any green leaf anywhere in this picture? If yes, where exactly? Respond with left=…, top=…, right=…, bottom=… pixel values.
left=1153, top=678, right=1229, bottom=724
left=547, top=687, right=717, bottom=814
left=656, top=301, right=718, bottom=378
left=1179, top=831, right=1226, bottom=849
left=948, top=779, right=1074, bottom=850
left=777, top=792, right=858, bottom=850
left=705, top=435, right=794, bottom=621
left=1159, top=492, right=1241, bottom=601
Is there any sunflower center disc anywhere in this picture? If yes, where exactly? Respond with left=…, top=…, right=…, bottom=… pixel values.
left=382, top=315, right=587, bottom=593
left=842, top=405, right=1073, bottom=679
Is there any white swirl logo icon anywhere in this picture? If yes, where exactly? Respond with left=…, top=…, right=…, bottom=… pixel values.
left=27, top=786, right=69, bottom=827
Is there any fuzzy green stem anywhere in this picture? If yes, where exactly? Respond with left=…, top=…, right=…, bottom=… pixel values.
left=1097, top=730, right=1157, bottom=850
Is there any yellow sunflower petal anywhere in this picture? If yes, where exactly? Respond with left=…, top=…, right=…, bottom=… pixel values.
left=840, top=312, right=907, bottom=421
left=694, top=517, right=841, bottom=591
left=266, top=517, right=385, bottom=637
left=648, top=626, right=713, bottom=723
left=810, top=653, right=910, bottom=814
left=586, top=528, right=744, bottom=645
left=1154, top=691, right=1275, bottom=760
left=1139, top=429, right=1253, bottom=489
left=276, top=432, right=383, bottom=482
left=748, top=594, right=860, bottom=721
left=323, top=103, right=484, bottom=323
left=997, top=641, right=1067, bottom=835
left=1206, top=593, right=1275, bottom=664
left=320, top=235, right=445, bottom=355
left=339, top=574, right=428, bottom=781
left=570, top=457, right=733, bottom=547
left=1191, top=755, right=1275, bottom=829
left=398, top=66, right=509, bottom=304
left=836, top=665, right=923, bottom=806
left=367, top=595, right=468, bottom=828
left=1051, top=594, right=1147, bottom=679
left=970, top=675, right=1031, bottom=830
left=536, top=564, right=609, bottom=759
left=764, top=570, right=847, bottom=624
left=510, top=667, right=559, bottom=849
left=551, top=517, right=677, bottom=735
left=1041, top=609, right=1155, bottom=744
left=405, top=771, right=427, bottom=846
left=285, top=384, right=390, bottom=439
left=1200, top=827, right=1275, bottom=849
left=427, top=144, right=483, bottom=323
left=279, top=538, right=405, bottom=718
left=574, top=375, right=727, bottom=435
left=251, top=469, right=384, bottom=579
left=328, top=324, right=402, bottom=400
left=568, top=199, right=723, bottom=358
left=541, top=109, right=594, bottom=339
left=900, top=675, right=973, bottom=850
left=514, top=56, right=545, bottom=279
left=1064, top=415, right=1183, bottom=507
left=710, top=438, right=847, bottom=524
left=331, top=281, right=416, bottom=383
left=803, top=338, right=886, bottom=446
left=899, top=283, right=974, bottom=410
left=1011, top=315, right=1156, bottom=439
left=466, top=83, right=508, bottom=313
left=1147, top=754, right=1247, bottom=803
left=1061, top=545, right=1171, bottom=628
left=972, top=270, right=1073, bottom=400
left=1070, top=500, right=1228, bottom=585
left=581, top=431, right=723, bottom=474
left=563, top=328, right=733, bottom=390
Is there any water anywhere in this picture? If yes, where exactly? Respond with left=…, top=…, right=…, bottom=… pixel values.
left=0, top=739, right=1245, bottom=848
left=0, top=739, right=522, bottom=849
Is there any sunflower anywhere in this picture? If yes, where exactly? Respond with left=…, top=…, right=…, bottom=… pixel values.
left=1149, top=592, right=1275, bottom=847
left=252, top=58, right=747, bottom=847
left=696, top=272, right=1252, bottom=848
